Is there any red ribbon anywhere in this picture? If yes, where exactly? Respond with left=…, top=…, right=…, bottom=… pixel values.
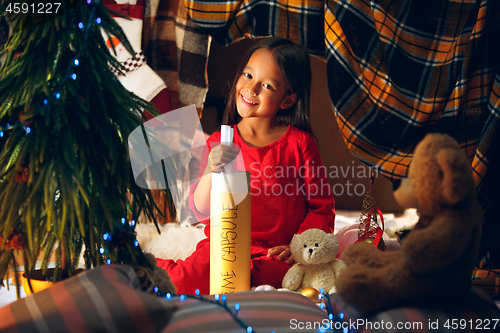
left=355, top=207, right=385, bottom=247
left=105, top=4, right=144, bottom=20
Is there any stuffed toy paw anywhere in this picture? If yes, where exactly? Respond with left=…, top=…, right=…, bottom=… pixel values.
left=282, top=228, right=346, bottom=294
left=135, top=253, right=177, bottom=294
left=335, top=133, right=483, bottom=314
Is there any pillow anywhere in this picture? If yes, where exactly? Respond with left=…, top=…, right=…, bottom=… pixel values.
left=327, top=287, right=500, bottom=333
left=162, top=291, right=332, bottom=332
left=0, top=265, right=176, bottom=333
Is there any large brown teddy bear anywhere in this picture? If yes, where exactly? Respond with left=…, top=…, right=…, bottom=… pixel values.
left=335, top=133, right=483, bottom=313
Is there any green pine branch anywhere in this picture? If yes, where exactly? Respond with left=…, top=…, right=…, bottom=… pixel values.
left=0, top=0, right=173, bottom=292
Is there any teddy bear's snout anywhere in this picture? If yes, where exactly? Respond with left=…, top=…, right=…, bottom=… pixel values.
left=309, top=248, right=314, bottom=255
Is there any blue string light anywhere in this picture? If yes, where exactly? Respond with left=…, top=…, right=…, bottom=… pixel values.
left=71, top=73, right=77, bottom=80
left=74, top=59, right=79, bottom=66
left=96, top=17, right=101, bottom=24
left=195, top=289, right=200, bottom=296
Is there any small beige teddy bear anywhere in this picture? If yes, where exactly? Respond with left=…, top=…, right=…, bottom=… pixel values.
left=282, top=228, right=346, bottom=294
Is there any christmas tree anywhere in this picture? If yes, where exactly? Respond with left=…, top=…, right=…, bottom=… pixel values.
left=0, top=0, right=170, bottom=294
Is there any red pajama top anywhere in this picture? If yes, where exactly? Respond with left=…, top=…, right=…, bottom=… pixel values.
left=189, top=125, right=335, bottom=249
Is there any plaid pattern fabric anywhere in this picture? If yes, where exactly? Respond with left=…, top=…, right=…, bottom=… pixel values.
left=143, top=0, right=211, bottom=111
left=473, top=268, right=500, bottom=298
left=0, top=265, right=176, bottom=333
left=184, top=0, right=326, bottom=56
left=110, top=50, right=146, bottom=76
left=324, top=0, right=500, bottom=186
left=164, top=291, right=330, bottom=332
left=329, top=288, right=500, bottom=332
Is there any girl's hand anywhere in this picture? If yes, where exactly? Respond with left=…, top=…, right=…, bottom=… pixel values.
left=267, top=245, right=295, bottom=265
left=207, top=144, right=239, bottom=173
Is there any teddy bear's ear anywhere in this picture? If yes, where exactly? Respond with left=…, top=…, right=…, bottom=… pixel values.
left=435, top=148, right=474, bottom=206
left=393, top=177, right=418, bottom=209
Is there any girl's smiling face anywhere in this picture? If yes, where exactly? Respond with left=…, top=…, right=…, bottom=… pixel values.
left=235, top=48, right=296, bottom=121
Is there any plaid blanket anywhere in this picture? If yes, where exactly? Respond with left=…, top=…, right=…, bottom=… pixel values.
left=143, top=0, right=211, bottom=111
left=184, top=0, right=326, bottom=56
left=324, top=0, right=500, bottom=261
left=184, top=0, right=500, bottom=293
left=473, top=268, right=500, bottom=299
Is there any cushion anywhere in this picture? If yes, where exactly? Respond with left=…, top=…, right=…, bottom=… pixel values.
left=327, top=287, right=500, bottom=333
left=162, top=291, right=330, bottom=333
left=0, top=265, right=176, bottom=333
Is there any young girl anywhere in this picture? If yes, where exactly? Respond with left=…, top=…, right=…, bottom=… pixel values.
left=156, top=37, right=335, bottom=295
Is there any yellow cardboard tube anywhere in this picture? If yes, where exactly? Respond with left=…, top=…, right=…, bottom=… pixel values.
left=210, top=171, right=251, bottom=295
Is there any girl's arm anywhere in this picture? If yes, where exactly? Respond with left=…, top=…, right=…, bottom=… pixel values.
left=192, top=143, right=240, bottom=217
left=297, top=133, right=335, bottom=234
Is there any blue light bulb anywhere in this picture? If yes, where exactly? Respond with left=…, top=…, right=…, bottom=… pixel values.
left=43, top=99, right=48, bottom=105
left=106, top=259, right=111, bottom=265
left=103, top=233, right=109, bottom=240
left=246, top=326, right=253, bottom=333
left=74, top=59, right=79, bottom=66
left=71, top=73, right=77, bottom=80
left=55, top=93, right=61, bottom=99
left=96, top=17, right=101, bottom=24
left=99, top=248, right=105, bottom=254
left=195, top=289, right=200, bottom=296
left=166, top=293, right=172, bottom=300
left=78, top=22, right=84, bottom=29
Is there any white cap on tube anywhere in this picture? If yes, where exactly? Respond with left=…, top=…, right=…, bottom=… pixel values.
left=220, top=125, right=234, bottom=172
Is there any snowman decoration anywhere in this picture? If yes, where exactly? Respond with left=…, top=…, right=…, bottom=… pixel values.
left=103, top=0, right=172, bottom=118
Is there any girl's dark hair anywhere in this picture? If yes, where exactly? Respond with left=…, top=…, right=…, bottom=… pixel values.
left=222, top=37, right=312, bottom=133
